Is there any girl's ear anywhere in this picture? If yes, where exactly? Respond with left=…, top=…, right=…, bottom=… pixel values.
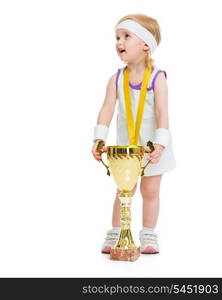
left=144, top=44, right=149, bottom=52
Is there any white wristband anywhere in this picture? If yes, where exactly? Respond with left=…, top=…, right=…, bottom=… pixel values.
left=93, top=124, right=109, bottom=143
left=154, top=128, right=170, bottom=148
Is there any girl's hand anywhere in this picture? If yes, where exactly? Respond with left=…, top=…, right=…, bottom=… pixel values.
left=91, top=140, right=107, bottom=162
left=144, top=143, right=165, bottom=164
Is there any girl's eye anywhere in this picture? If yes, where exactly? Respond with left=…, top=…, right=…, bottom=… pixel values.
left=116, top=34, right=130, bottom=40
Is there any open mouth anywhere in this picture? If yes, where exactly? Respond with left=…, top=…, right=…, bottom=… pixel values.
left=119, top=49, right=126, bottom=54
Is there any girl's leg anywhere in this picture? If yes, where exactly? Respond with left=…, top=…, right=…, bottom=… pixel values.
left=140, top=174, right=163, bottom=227
left=139, top=174, right=163, bottom=254
left=112, top=183, right=138, bottom=227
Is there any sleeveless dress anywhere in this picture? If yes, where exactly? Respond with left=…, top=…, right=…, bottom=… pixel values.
left=115, top=65, right=176, bottom=176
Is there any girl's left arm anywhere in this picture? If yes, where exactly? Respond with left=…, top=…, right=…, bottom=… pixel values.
left=146, top=72, right=169, bottom=163
left=154, top=72, right=169, bottom=131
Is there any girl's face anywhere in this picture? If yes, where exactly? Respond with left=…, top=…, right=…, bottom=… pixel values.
left=115, top=29, right=149, bottom=64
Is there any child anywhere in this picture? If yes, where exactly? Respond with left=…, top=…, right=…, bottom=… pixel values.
left=91, top=14, right=176, bottom=254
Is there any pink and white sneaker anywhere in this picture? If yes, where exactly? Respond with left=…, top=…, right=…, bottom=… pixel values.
left=139, top=230, right=160, bottom=254
left=101, top=228, right=120, bottom=254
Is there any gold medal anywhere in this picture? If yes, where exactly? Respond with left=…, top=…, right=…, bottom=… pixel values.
left=123, top=66, right=152, bottom=145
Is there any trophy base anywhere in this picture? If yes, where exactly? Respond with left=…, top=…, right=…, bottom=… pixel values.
left=110, top=247, right=140, bottom=262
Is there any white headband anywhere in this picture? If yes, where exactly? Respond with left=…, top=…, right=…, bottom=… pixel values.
left=115, top=20, right=157, bottom=54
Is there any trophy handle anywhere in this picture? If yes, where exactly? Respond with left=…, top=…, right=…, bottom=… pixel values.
left=141, top=140, right=155, bottom=176
left=96, top=140, right=110, bottom=176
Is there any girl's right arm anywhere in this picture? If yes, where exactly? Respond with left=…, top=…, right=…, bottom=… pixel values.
left=92, top=72, right=117, bottom=161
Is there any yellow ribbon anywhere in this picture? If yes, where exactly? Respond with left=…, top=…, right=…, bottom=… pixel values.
left=123, top=66, right=152, bottom=145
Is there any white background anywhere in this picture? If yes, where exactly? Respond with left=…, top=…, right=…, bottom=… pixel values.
left=0, top=0, right=222, bottom=277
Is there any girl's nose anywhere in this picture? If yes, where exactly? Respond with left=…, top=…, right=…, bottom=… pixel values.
left=116, top=43, right=121, bottom=49
left=117, top=41, right=124, bottom=47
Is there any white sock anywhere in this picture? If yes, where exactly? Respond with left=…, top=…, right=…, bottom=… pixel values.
left=142, top=227, right=155, bottom=234
left=112, top=227, right=120, bottom=232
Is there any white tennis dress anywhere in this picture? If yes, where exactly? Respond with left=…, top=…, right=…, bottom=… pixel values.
left=115, top=65, right=176, bottom=176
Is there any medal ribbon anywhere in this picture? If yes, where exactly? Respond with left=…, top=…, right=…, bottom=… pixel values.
left=123, top=66, right=152, bottom=145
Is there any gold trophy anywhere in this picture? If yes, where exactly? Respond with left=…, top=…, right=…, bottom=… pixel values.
left=97, top=140, right=154, bottom=262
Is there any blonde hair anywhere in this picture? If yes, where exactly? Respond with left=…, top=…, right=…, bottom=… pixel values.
left=116, top=14, right=161, bottom=69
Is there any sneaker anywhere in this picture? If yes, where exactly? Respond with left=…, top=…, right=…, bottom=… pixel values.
left=139, top=229, right=160, bottom=254
left=101, top=228, right=120, bottom=254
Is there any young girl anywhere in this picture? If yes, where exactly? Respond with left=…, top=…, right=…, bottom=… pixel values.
left=91, top=14, right=176, bottom=254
